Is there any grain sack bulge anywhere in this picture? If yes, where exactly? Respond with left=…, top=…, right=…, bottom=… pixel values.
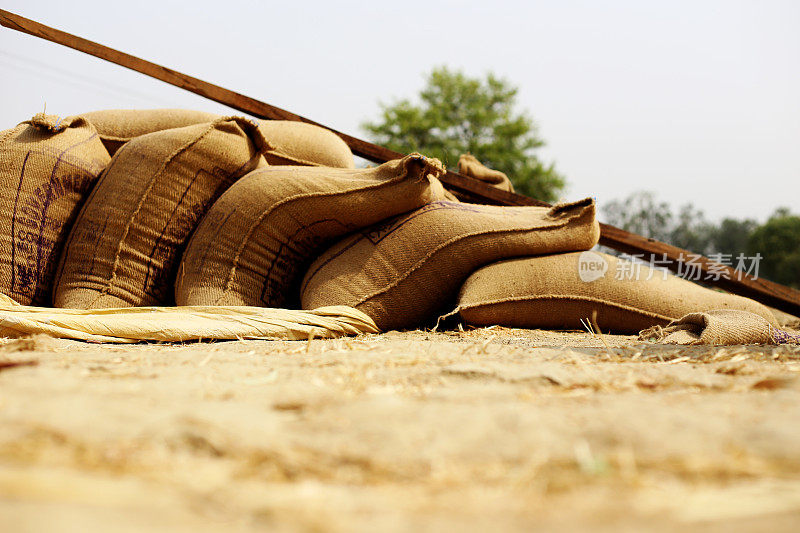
left=79, top=108, right=220, bottom=155
left=257, top=120, right=355, bottom=169
left=300, top=198, right=600, bottom=331
left=0, top=113, right=110, bottom=305
left=458, top=154, right=515, bottom=193
left=54, top=117, right=267, bottom=309
left=81, top=108, right=355, bottom=167
left=456, top=251, right=777, bottom=333
left=176, top=154, right=447, bottom=308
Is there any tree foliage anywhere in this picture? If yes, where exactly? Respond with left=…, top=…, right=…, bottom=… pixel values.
left=747, top=208, right=800, bottom=288
left=710, top=218, right=759, bottom=260
left=603, top=191, right=799, bottom=288
left=362, top=66, right=565, bottom=202
left=603, top=191, right=757, bottom=256
left=603, top=191, right=675, bottom=244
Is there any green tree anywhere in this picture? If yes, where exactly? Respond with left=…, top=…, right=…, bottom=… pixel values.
left=747, top=208, right=800, bottom=288
left=602, top=192, right=800, bottom=289
left=362, top=66, right=565, bottom=202
left=602, top=192, right=753, bottom=257
left=708, top=217, right=758, bottom=258
left=602, top=191, right=674, bottom=243
left=669, top=203, right=715, bottom=254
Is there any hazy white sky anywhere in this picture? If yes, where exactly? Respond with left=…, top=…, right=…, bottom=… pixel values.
left=1, top=0, right=797, bottom=222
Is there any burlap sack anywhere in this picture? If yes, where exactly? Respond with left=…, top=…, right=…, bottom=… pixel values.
left=79, top=108, right=220, bottom=155
left=0, top=113, right=110, bottom=305
left=637, top=309, right=800, bottom=345
left=54, top=117, right=267, bottom=309
left=456, top=251, right=778, bottom=334
left=176, top=154, right=447, bottom=308
left=257, top=120, right=355, bottom=168
left=301, top=199, right=600, bottom=331
left=458, top=154, right=514, bottom=192
left=81, top=109, right=355, bottom=167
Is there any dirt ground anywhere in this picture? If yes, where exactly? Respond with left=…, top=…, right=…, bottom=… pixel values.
left=1, top=328, right=800, bottom=532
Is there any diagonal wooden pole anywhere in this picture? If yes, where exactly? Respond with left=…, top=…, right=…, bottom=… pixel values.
left=2, top=8, right=800, bottom=316
left=0, top=9, right=518, bottom=206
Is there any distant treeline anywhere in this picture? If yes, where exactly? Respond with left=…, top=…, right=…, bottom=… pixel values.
left=601, top=191, right=800, bottom=288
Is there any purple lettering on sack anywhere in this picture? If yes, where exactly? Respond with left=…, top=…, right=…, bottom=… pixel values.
left=34, top=134, right=101, bottom=285
left=141, top=155, right=262, bottom=302
left=9, top=152, right=31, bottom=296
left=142, top=167, right=233, bottom=300
left=9, top=144, right=103, bottom=303
left=144, top=202, right=208, bottom=304
left=260, top=218, right=350, bottom=306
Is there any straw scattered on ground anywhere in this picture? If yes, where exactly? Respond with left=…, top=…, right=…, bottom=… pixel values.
left=1, top=327, right=800, bottom=532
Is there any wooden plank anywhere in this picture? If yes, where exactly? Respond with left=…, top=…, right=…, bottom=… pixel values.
left=3, top=8, right=799, bottom=317
left=0, top=9, right=523, bottom=205
left=598, top=223, right=800, bottom=315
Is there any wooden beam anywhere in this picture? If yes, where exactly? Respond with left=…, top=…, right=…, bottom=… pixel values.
left=598, top=223, right=800, bottom=315
left=0, top=9, right=528, bottom=204
left=3, top=8, right=800, bottom=317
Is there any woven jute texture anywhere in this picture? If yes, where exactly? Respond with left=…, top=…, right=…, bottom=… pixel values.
left=79, top=108, right=220, bottom=155
left=458, top=154, right=514, bottom=192
left=638, top=309, right=794, bottom=345
left=176, top=154, right=447, bottom=308
left=0, top=113, right=110, bottom=305
left=257, top=120, right=355, bottom=168
left=456, top=251, right=778, bottom=334
left=80, top=109, right=354, bottom=167
left=301, top=199, right=600, bottom=331
left=54, top=117, right=267, bottom=309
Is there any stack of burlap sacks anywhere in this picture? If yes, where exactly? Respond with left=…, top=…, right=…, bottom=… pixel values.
left=0, top=108, right=781, bottom=341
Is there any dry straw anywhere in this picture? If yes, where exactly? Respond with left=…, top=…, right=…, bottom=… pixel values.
left=0, top=292, right=377, bottom=342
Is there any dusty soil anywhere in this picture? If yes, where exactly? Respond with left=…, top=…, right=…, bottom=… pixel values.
left=1, top=328, right=800, bottom=532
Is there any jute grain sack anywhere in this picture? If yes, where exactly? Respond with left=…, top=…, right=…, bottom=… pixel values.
left=458, top=154, right=514, bottom=192
left=301, top=199, right=600, bottom=331
left=457, top=252, right=777, bottom=333
left=54, top=117, right=267, bottom=309
left=257, top=120, right=355, bottom=168
left=176, top=154, right=447, bottom=308
left=81, top=109, right=355, bottom=167
left=0, top=113, right=110, bottom=305
left=79, top=108, right=220, bottom=155
left=638, top=309, right=800, bottom=345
